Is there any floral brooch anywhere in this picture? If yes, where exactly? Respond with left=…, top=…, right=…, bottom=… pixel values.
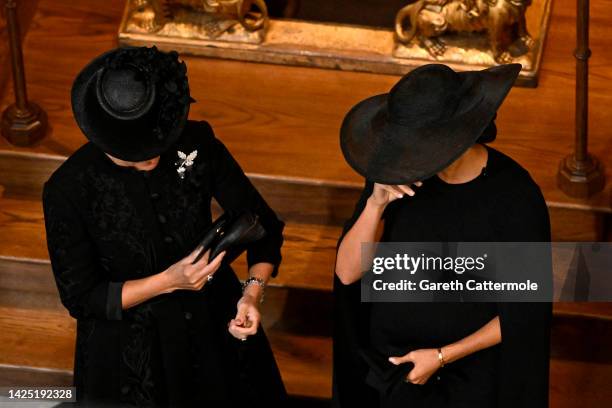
left=175, top=149, right=197, bottom=179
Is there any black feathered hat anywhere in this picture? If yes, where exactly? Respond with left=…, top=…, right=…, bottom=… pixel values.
left=340, top=63, right=521, bottom=185
left=71, top=46, right=195, bottom=162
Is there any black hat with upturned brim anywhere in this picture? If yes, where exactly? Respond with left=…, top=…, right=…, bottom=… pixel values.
left=71, top=46, right=195, bottom=162
left=340, top=63, right=522, bottom=185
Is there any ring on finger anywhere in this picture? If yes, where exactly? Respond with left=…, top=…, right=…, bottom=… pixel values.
left=207, top=274, right=214, bottom=282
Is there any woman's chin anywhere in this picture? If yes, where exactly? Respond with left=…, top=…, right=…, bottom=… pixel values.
left=136, top=160, right=159, bottom=171
left=139, top=165, right=157, bottom=171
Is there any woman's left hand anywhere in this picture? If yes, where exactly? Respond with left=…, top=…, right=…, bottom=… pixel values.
left=389, top=349, right=441, bottom=385
left=228, top=294, right=261, bottom=341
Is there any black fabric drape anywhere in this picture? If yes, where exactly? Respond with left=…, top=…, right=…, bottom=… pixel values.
left=332, top=145, right=552, bottom=408
left=332, top=180, right=379, bottom=408
left=494, top=165, right=552, bottom=408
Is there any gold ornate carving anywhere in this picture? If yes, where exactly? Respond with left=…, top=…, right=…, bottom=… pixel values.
left=118, top=0, right=552, bottom=86
left=394, top=0, right=536, bottom=68
left=124, top=0, right=269, bottom=43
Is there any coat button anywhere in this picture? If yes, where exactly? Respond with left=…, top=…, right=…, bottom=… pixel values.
left=158, top=214, right=167, bottom=224
left=150, top=192, right=160, bottom=200
left=121, top=385, right=130, bottom=395
left=184, top=311, right=192, bottom=320
left=164, top=235, right=174, bottom=244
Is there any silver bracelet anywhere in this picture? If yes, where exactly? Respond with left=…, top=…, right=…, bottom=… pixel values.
left=242, top=277, right=266, bottom=303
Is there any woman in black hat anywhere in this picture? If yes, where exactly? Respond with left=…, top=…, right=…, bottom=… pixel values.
left=42, top=46, right=287, bottom=407
left=333, top=63, right=552, bottom=408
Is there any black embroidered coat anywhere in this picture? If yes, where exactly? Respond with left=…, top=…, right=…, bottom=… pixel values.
left=42, top=120, right=287, bottom=407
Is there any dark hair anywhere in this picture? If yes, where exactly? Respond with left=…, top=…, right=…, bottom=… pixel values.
left=476, top=112, right=497, bottom=144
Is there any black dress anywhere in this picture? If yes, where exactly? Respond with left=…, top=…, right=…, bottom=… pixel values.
left=42, top=120, right=287, bottom=407
left=333, top=144, right=552, bottom=408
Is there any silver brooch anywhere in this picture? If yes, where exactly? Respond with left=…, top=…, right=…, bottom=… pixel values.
left=175, top=149, right=197, bottom=179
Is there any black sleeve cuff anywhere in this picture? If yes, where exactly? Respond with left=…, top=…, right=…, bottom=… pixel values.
left=105, top=281, right=125, bottom=321
left=247, top=247, right=283, bottom=278
left=246, top=221, right=285, bottom=278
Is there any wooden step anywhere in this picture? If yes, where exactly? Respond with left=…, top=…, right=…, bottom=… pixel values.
left=0, top=196, right=47, bottom=260
left=0, top=354, right=610, bottom=408
left=0, top=150, right=609, bottom=242
left=1, top=302, right=611, bottom=405
left=0, top=151, right=364, bottom=228
left=0, top=306, right=74, bottom=371
left=0, top=364, right=72, bottom=388
left=0, top=194, right=338, bottom=292
left=2, top=195, right=612, bottom=308
left=549, top=358, right=612, bottom=408
left=0, top=293, right=333, bottom=400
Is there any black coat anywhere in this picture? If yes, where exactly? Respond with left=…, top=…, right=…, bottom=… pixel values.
left=42, top=120, right=287, bottom=407
left=332, top=145, right=552, bottom=408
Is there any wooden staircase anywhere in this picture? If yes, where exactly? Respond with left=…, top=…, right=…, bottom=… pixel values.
left=0, top=0, right=611, bottom=407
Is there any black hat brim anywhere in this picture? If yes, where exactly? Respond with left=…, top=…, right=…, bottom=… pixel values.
left=340, top=64, right=521, bottom=185
left=71, top=47, right=190, bottom=162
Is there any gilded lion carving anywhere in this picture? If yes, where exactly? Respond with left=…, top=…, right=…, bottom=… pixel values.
left=127, top=0, right=269, bottom=36
left=395, top=0, right=534, bottom=63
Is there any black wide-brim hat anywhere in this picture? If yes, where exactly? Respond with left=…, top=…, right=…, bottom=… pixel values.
left=71, top=46, right=194, bottom=162
left=340, top=63, right=522, bottom=185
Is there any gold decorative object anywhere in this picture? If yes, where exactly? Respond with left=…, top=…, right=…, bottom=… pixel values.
left=394, top=0, right=536, bottom=68
left=124, top=0, right=269, bottom=43
left=119, top=0, right=552, bottom=87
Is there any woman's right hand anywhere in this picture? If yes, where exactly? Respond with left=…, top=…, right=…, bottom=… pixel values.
left=336, top=181, right=421, bottom=286
left=369, top=181, right=423, bottom=207
left=163, top=246, right=226, bottom=292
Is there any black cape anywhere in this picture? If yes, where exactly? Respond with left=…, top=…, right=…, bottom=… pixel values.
left=332, top=145, right=552, bottom=408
